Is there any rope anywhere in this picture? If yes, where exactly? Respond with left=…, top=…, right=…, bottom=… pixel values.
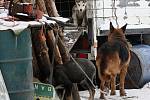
left=70, top=55, right=96, bottom=88
left=140, top=34, right=143, bottom=44
left=123, top=0, right=128, bottom=19
left=102, top=0, right=105, bottom=21
left=112, top=0, right=119, bottom=28
left=70, top=55, right=107, bottom=95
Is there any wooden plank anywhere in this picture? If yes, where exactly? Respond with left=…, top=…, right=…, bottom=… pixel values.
left=0, top=70, right=10, bottom=100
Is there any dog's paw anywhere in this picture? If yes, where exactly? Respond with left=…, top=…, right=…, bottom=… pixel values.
left=120, top=91, right=127, bottom=96
left=110, top=91, right=116, bottom=95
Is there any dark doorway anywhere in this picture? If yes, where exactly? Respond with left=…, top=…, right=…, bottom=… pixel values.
left=55, top=0, right=75, bottom=17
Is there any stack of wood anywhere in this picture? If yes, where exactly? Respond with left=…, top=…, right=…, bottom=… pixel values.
left=31, top=24, right=81, bottom=100
left=11, top=0, right=81, bottom=99
left=12, top=0, right=59, bottom=17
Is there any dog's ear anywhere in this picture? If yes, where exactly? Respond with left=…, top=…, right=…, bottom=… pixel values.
left=121, top=23, right=127, bottom=33
left=110, top=22, right=114, bottom=33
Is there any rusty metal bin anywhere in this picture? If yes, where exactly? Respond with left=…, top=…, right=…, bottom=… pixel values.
left=143, top=34, right=150, bottom=45
left=125, top=45, right=150, bottom=88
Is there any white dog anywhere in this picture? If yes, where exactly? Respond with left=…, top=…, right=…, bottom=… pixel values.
left=72, top=0, right=87, bottom=27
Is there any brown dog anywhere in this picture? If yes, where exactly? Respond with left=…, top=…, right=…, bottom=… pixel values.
left=96, top=22, right=131, bottom=99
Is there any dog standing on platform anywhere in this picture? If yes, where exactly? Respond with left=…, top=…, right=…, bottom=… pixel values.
left=72, top=0, right=87, bottom=27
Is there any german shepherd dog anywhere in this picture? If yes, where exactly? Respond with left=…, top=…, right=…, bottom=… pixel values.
left=96, top=22, right=131, bottom=99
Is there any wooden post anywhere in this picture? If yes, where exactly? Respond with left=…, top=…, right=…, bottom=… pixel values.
left=46, top=30, right=63, bottom=64
left=52, top=28, right=70, bottom=63
left=57, top=36, right=70, bottom=63
left=13, top=0, right=32, bottom=3
left=36, top=0, right=48, bottom=14
left=44, top=0, right=59, bottom=17
left=31, top=28, right=53, bottom=83
left=32, top=46, right=40, bottom=80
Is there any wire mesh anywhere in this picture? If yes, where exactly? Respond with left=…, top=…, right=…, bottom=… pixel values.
left=55, top=0, right=75, bottom=17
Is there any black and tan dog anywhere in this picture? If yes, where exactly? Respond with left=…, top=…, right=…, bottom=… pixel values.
left=96, top=22, right=131, bottom=99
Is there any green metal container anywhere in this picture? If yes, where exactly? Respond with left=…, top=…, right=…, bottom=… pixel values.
left=0, top=29, right=34, bottom=100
